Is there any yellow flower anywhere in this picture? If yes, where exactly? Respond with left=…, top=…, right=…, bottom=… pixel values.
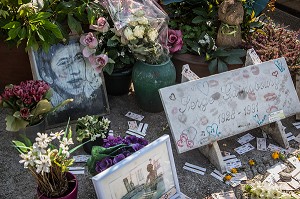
left=297, top=154, right=300, bottom=161
left=231, top=168, right=238, bottom=174
left=272, top=151, right=280, bottom=160
left=248, top=159, right=255, bottom=166
left=224, top=174, right=232, bottom=181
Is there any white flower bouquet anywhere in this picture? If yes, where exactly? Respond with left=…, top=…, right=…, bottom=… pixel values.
left=102, top=0, right=170, bottom=64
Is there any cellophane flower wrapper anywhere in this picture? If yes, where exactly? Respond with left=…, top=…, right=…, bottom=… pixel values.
left=101, top=0, right=170, bottom=64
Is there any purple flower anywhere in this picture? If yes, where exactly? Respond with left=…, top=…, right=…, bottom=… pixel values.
left=137, top=137, right=148, bottom=146
left=88, top=54, right=109, bottom=73
left=2, top=88, right=14, bottom=100
left=131, top=143, right=144, bottom=151
left=122, top=150, right=131, bottom=157
left=95, top=157, right=113, bottom=173
left=124, top=135, right=138, bottom=144
left=89, top=17, right=110, bottom=33
left=22, top=96, right=33, bottom=105
left=167, top=29, right=183, bottom=54
left=103, top=135, right=124, bottom=147
left=113, top=154, right=126, bottom=164
left=20, top=108, right=30, bottom=119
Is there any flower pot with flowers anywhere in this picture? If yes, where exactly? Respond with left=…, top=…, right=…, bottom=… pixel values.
left=76, top=115, right=111, bottom=154
left=103, top=0, right=176, bottom=112
left=87, top=135, right=148, bottom=176
left=0, top=80, right=72, bottom=139
left=80, top=7, right=136, bottom=95
left=12, top=120, right=88, bottom=199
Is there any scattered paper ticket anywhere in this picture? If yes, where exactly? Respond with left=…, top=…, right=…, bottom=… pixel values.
left=211, top=190, right=237, bottom=199
left=125, top=112, right=144, bottom=121
left=183, top=162, right=206, bottom=175
left=73, top=155, right=91, bottom=163
left=267, top=143, right=287, bottom=154
left=263, top=173, right=280, bottom=185
left=137, top=123, right=148, bottom=134
left=287, top=156, right=300, bottom=168
left=181, top=64, right=200, bottom=82
left=292, top=122, right=300, bottom=129
left=210, top=170, right=224, bottom=182
left=237, top=133, right=255, bottom=145
left=294, top=134, right=300, bottom=143
left=285, top=132, right=295, bottom=142
left=268, top=110, right=285, bottom=123
left=128, top=121, right=138, bottom=130
left=234, top=143, right=255, bottom=155
left=68, top=166, right=85, bottom=175
left=126, top=130, right=145, bottom=138
left=267, top=162, right=287, bottom=174
left=256, top=138, right=267, bottom=151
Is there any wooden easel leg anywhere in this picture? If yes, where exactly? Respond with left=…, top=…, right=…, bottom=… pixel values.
left=260, top=121, right=289, bottom=148
left=199, top=141, right=227, bottom=173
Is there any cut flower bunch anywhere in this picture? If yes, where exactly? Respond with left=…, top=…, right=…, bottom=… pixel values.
left=0, top=80, right=72, bottom=132
left=87, top=135, right=148, bottom=175
left=13, top=122, right=85, bottom=198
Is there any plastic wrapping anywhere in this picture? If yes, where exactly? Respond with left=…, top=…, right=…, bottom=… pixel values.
left=101, top=0, right=170, bottom=64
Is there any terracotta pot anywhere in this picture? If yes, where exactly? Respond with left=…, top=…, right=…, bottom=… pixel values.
left=171, top=53, right=243, bottom=83
left=0, top=40, right=32, bottom=92
left=37, top=172, right=78, bottom=199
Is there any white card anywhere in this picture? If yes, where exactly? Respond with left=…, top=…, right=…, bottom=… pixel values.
left=210, top=170, right=224, bottom=182
left=287, top=156, right=300, bottom=168
left=185, top=162, right=206, bottom=172
left=292, top=169, right=300, bottom=180
left=125, top=130, right=144, bottom=138
left=234, top=143, right=255, bottom=155
left=237, top=133, right=255, bottom=145
left=223, top=155, right=236, bottom=161
left=68, top=166, right=85, bottom=171
left=267, top=162, right=287, bottom=174
left=69, top=170, right=85, bottom=175
left=73, top=155, right=91, bottom=163
left=277, top=182, right=294, bottom=191
left=268, top=110, right=285, bottom=123
left=128, top=121, right=138, bottom=130
left=232, top=172, right=247, bottom=181
left=287, top=178, right=300, bottom=189
left=267, top=143, right=287, bottom=153
left=211, top=190, right=237, bottom=199
left=294, top=134, right=300, bottom=143
left=108, top=130, right=114, bottom=136
left=285, top=132, right=295, bottom=142
left=183, top=166, right=205, bottom=175
left=182, top=65, right=200, bottom=81
left=225, top=158, right=242, bottom=170
left=292, top=122, right=300, bottom=126
left=263, top=173, right=280, bottom=185
left=125, top=112, right=144, bottom=121
left=256, top=138, right=267, bottom=151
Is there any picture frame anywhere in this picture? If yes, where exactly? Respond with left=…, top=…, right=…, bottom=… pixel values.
left=92, top=134, right=181, bottom=199
left=28, top=38, right=110, bottom=128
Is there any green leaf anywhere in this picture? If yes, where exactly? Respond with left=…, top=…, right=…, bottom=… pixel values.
left=42, top=20, right=63, bottom=39
left=103, top=63, right=114, bottom=75
left=18, top=134, right=32, bottom=147
left=192, top=8, right=207, bottom=17
left=228, top=49, right=246, bottom=57
left=12, top=140, right=28, bottom=153
left=120, top=56, right=131, bottom=64
left=5, top=115, right=29, bottom=132
left=213, top=49, right=230, bottom=57
left=208, top=58, right=217, bottom=74
left=87, top=7, right=95, bottom=25
left=67, top=14, right=82, bottom=35
left=218, top=59, right=228, bottom=73
left=29, top=12, right=52, bottom=22
left=55, top=1, right=76, bottom=13
left=192, top=16, right=205, bottom=24
left=7, top=26, right=21, bottom=40
left=224, top=56, right=243, bottom=65
left=2, top=21, right=21, bottom=29
left=18, top=27, right=27, bottom=40
left=107, top=39, right=119, bottom=47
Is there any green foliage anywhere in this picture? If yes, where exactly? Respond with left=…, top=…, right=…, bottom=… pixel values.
left=0, top=0, right=97, bottom=51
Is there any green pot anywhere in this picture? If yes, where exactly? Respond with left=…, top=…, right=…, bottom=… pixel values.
left=132, top=58, right=176, bottom=112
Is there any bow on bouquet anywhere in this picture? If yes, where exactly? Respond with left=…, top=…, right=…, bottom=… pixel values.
left=87, top=135, right=148, bottom=175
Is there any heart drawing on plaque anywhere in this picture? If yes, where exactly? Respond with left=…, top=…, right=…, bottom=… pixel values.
left=169, top=93, right=176, bottom=101
left=197, top=81, right=209, bottom=96
left=272, top=71, right=278, bottom=77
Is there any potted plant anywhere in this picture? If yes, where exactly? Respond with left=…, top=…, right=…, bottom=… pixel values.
left=75, top=115, right=111, bottom=154
left=102, top=0, right=176, bottom=112
left=161, top=0, right=272, bottom=82
left=80, top=5, right=135, bottom=95
left=0, top=80, right=72, bottom=137
left=0, top=0, right=98, bottom=89
left=87, top=135, right=148, bottom=176
left=12, top=121, right=87, bottom=199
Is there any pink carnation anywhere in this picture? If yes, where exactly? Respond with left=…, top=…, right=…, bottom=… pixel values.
left=90, top=17, right=110, bottom=33
left=88, top=54, right=109, bottom=73
left=167, top=29, right=183, bottom=54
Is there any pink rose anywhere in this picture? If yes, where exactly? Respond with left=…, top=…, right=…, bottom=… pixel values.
left=90, top=17, right=110, bottom=33
left=88, top=54, right=109, bottom=73
left=167, top=29, right=183, bottom=54
left=80, top=32, right=98, bottom=57
left=20, top=108, right=30, bottom=119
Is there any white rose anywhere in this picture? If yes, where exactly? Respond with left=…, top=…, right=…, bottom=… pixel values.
left=133, top=25, right=145, bottom=39
left=147, top=29, right=158, bottom=42
left=129, top=20, right=138, bottom=26
left=138, top=17, right=148, bottom=25
left=124, top=27, right=135, bottom=41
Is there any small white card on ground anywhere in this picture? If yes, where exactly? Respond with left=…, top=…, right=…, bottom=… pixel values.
left=285, top=132, right=295, bottom=142
left=267, top=143, right=287, bottom=154
left=234, top=143, right=255, bottom=155
left=73, top=155, right=91, bottom=163
left=128, top=121, right=138, bottom=130
left=263, top=173, right=280, bottom=185
left=225, top=158, right=242, bottom=170
left=267, top=162, right=287, bottom=174
left=256, top=138, right=267, bottom=151
left=237, top=133, right=255, bottom=145
left=294, top=134, right=300, bottom=143
left=211, top=190, right=237, bottom=199
left=210, top=170, right=224, bottom=182
left=183, top=162, right=206, bottom=175
left=292, top=122, right=300, bottom=129
left=232, top=172, right=247, bottom=181
left=68, top=166, right=85, bottom=175
left=125, top=112, right=144, bottom=121
left=137, top=123, right=148, bottom=134
left=181, top=64, right=200, bottom=82
left=287, top=156, right=300, bottom=168
left=126, top=130, right=144, bottom=138
left=268, top=110, right=285, bottom=123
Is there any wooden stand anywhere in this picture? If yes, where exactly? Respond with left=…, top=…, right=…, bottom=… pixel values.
left=260, top=121, right=289, bottom=148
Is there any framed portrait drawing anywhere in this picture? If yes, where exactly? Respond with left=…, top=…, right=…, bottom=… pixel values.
left=92, top=135, right=181, bottom=199
left=28, top=38, right=110, bottom=127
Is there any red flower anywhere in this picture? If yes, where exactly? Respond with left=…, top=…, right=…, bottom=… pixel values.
left=2, top=88, right=14, bottom=100
left=20, top=108, right=30, bottom=119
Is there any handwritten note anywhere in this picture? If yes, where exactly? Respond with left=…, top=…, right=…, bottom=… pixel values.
left=159, top=58, right=300, bottom=153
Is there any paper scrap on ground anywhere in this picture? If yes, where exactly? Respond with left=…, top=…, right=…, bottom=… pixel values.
left=263, top=173, right=280, bottom=185
left=125, top=112, right=144, bottom=121
left=267, top=162, right=287, bottom=174
left=237, top=133, right=255, bottom=145
left=137, top=123, right=148, bottom=134
left=234, top=143, right=255, bottom=155
left=181, top=64, right=200, bottom=82
left=68, top=166, right=85, bottom=175
left=73, top=155, right=91, bottom=163
left=268, top=110, right=285, bottom=123
left=267, top=143, right=287, bottom=154
left=277, top=182, right=295, bottom=191
left=211, top=190, right=237, bottom=199
left=292, top=122, right=300, bottom=129
left=287, top=178, right=300, bottom=190
left=256, top=138, right=267, bottom=151
left=287, top=156, right=300, bottom=168
left=126, top=130, right=144, bottom=138
left=183, top=162, right=206, bottom=175
left=128, top=121, right=138, bottom=130
left=224, top=158, right=242, bottom=170
left=232, top=172, right=247, bottom=181
left=108, top=130, right=114, bottom=136
left=210, top=170, right=224, bottom=182
left=293, top=134, right=300, bottom=143
left=223, top=155, right=236, bottom=161
left=285, top=132, right=295, bottom=142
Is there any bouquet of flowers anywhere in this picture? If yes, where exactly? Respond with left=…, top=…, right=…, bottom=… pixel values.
left=87, top=135, right=148, bottom=175
left=80, top=4, right=135, bottom=75
left=102, top=0, right=170, bottom=65
left=76, top=115, right=111, bottom=142
left=13, top=122, right=84, bottom=198
left=0, top=80, right=72, bottom=132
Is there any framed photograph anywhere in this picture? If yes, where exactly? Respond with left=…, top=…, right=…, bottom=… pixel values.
left=92, top=134, right=181, bottom=199
left=28, top=38, right=110, bottom=127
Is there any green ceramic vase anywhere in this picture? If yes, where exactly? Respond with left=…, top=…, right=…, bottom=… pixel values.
left=132, top=58, right=176, bottom=112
